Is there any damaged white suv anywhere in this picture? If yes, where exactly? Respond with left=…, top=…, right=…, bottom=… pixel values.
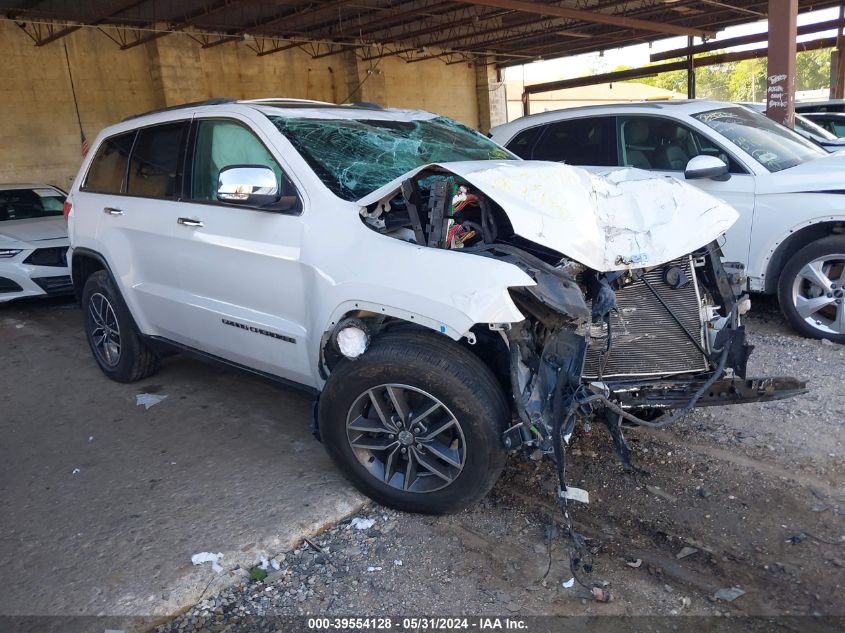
left=67, top=99, right=804, bottom=513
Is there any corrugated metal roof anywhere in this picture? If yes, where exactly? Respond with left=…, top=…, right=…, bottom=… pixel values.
left=3, top=1, right=839, bottom=66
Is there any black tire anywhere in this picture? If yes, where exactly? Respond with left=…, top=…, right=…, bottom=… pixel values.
left=777, top=236, right=845, bottom=344
left=318, top=329, right=509, bottom=514
left=81, top=270, right=160, bottom=382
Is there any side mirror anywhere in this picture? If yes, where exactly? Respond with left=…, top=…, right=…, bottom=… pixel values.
left=684, top=155, right=730, bottom=181
left=217, top=165, right=280, bottom=206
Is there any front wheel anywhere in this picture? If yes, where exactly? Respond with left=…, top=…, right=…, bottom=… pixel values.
left=318, top=329, right=509, bottom=514
left=778, top=236, right=845, bottom=343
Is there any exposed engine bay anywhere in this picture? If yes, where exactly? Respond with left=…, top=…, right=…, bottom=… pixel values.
left=353, top=166, right=807, bottom=595
left=356, top=168, right=806, bottom=455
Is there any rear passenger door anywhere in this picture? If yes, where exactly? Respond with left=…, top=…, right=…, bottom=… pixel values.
left=170, top=115, right=313, bottom=386
left=81, top=121, right=191, bottom=338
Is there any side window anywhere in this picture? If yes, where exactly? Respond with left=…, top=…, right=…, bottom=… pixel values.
left=126, top=121, right=189, bottom=199
left=505, top=126, right=542, bottom=159
left=82, top=131, right=135, bottom=193
left=191, top=119, right=291, bottom=203
left=829, top=119, right=845, bottom=136
left=530, top=117, right=618, bottom=166
left=618, top=116, right=744, bottom=173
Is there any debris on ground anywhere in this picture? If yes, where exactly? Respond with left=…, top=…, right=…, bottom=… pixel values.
left=675, top=546, right=699, bottom=560
left=625, top=558, right=642, bottom=568
left=561, top=577, right=575, bottom=588
left=248, top=567, right=268, bottom=582
left=591, top=583, right=612, bottom=602
left=191, top=552, right=224, bottom=573
left=713, top=587, right=746, bottom=602
left=645, top=485, right=678, bottom=503
left=349, top=517, right=375, bottom=530
left=136, top=393, right=168, bottom=410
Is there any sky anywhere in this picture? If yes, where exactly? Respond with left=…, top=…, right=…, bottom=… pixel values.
left=503, top=6, right=842, bottom=85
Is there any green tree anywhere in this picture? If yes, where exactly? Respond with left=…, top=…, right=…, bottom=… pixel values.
left=620, top=47, right=833, bottom=102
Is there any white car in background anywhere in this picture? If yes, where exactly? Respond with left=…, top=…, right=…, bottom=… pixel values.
left=0, top=184, right=72, bottom=301
left=491, top=101, right=845, bottom=342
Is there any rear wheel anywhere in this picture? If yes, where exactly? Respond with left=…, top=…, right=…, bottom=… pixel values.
left=82, top=270, right=160, bottom=382
left=778, top=237, right=845, bottom=344
left=318, top=329, right=509, bottom=514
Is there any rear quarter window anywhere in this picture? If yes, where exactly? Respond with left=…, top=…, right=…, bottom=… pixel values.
left=82, top=131, right=136, bottom=194
left=505, top=126, right=542, bottom=158
left=531, top=117, right=618, bottom=166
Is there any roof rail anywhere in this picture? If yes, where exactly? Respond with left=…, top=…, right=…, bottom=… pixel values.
left=240, top=97, right=334, bottom=106
left=121, top=98, right=236, bottom=122
left=346, top=101, right=384, bottom=110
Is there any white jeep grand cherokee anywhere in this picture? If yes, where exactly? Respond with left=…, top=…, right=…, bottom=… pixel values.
left=66, top=98, right=803, bottom=513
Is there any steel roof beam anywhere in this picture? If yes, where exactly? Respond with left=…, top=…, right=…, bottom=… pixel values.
left=457, top=0, right=714, bottom=38
left=18, top=0, right=148, bottom=46
left=651, top=16, right=845, bottom=61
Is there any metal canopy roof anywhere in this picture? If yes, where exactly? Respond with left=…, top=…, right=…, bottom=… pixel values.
left=3, top=1, right=841, bottom=67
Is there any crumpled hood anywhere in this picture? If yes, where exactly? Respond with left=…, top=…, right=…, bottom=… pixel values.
left=0, top=217, right=67, bottom=244
left=357, top=160, right=739, bottom=272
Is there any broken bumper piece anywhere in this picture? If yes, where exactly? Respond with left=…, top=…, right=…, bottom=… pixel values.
left=611, top=375, right=808, bottom=410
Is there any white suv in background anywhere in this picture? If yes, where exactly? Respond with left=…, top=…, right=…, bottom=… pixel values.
left=492, top=101, right=845, bottom=343
left=66, top=99, right=802, bottom=513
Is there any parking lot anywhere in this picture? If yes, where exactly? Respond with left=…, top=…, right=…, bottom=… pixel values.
left=2, top=295, right=842, bottom=628
left=0, top=297, right=364, bottom=618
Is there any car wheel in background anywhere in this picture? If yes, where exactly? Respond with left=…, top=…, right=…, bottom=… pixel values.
left=318, top=329, right=509, bottom=514
left=778, top=236, right=845, bottom=343
left=81, top=270, right=160, bottom=382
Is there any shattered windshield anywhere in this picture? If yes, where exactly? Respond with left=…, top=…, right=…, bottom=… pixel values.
left=269, top=115, right=515, bottom=200
left=693, top=107, right=824, bottom=172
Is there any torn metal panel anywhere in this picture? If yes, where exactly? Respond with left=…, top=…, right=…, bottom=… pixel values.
left=357, top=161, right=739, bottom=273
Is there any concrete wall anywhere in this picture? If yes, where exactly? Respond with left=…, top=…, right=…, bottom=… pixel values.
left=0, top=22, right=484, bottom=187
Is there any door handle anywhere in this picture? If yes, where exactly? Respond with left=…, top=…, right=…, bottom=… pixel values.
left=177, top=217, right=204, bottom=227
left=103, top=207, right=123, bottom=216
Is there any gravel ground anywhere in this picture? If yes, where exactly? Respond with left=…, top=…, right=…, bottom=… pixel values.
left=154, top=297, right=844, bottom=632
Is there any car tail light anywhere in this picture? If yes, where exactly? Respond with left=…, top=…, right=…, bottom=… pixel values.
left=63, top=200, right=72, bottom=220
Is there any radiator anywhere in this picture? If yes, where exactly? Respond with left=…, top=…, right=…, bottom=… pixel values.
left=583, top=256, right=709, bottom=379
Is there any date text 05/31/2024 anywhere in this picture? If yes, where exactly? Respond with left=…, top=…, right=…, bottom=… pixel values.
left=307, top=617, right=528, bottom=630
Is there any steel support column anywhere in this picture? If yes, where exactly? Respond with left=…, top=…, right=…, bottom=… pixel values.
left=833, top=4, right=845, bottom=99
left=686, top=36, right=696, bottom=98
left=766, top=0, right=797, bottom=127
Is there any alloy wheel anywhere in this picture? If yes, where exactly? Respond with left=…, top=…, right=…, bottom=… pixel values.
left=791, top=254, right=845, bottom=335
left=89, top=292, right=122, bottom=366
left=345, top=384, right=466, bottom=493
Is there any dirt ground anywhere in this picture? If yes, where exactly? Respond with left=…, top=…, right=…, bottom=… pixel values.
left=156, top=296, right=844, bottom=632
left=1, top=295, right=842, bottom=633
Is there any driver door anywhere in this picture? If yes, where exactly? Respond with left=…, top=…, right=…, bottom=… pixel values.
left=170, top=116, right=313, bottom=386
left=616, top=116, right=757, bottom=266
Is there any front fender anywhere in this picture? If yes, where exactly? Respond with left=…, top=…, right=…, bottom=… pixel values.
left=748, top=192, right=845, bottom=290
left=306, top=245, right=534, bottom=384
